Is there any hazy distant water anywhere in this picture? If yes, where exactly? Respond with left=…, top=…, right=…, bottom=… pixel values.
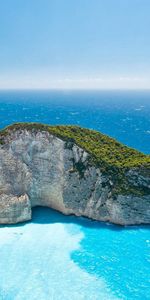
left=0, top=90, right=150, bottom=300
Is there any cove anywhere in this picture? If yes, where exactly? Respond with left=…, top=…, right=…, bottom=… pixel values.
left=0, top=207, right=149, bottom=300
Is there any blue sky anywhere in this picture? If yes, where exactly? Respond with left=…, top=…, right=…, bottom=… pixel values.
left=0, top=0, right=150, bottom=89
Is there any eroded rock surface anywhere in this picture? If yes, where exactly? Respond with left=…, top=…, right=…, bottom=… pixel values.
left=0, top=129, right=149, bottom=225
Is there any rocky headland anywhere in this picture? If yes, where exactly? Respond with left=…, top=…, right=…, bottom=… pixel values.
left=0, top=123, right=150, bottom=225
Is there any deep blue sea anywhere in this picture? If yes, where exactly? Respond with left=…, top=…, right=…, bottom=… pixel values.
left=0, top=90, right=150, bottom=300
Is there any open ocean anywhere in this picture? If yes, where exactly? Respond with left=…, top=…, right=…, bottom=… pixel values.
left=0, top=90, right=150, bottom=300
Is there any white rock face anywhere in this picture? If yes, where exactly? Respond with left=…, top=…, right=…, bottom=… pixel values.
left=0, top=129, right=149, bottom=225
left=0, top=194, right=31, bottom=224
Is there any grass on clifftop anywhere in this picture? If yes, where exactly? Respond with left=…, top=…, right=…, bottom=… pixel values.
left=0, top=122, right=150, bottom=170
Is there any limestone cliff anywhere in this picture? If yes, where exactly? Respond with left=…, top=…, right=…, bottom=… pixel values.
left=0, top=123, right=150, bottom=225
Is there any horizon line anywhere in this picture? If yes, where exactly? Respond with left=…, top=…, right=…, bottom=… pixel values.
left=0, top=87, right=150, bottom=91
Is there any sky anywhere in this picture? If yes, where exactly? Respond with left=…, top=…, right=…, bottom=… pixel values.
left=0, top=0, right=150, bottom=89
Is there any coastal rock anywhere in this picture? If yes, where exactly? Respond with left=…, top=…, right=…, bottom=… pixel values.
left=0, top=124, right=149, bottom=225
left=0, top=193, right=31, bottom=224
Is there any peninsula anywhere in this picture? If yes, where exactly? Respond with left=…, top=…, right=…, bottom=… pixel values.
left=0, top=123, right=149, bottom=225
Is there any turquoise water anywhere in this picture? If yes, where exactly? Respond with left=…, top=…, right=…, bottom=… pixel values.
left=0, top=208, right=149, bottom=300
left=0, top=90, right=150, bottom=299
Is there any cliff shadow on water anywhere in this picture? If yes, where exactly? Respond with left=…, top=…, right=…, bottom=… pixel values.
left=0, top=206, right=149, bottom=232
left=0, top=206, right=149, bottom=300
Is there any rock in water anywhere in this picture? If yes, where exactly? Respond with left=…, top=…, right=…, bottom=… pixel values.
left=0, top=123, right=149, bottom=225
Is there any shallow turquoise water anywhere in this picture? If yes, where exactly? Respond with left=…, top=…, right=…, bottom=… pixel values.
left=0, top=208, right=149, bottom=300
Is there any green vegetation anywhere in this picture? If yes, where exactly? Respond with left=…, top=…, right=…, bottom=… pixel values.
left=1, top=122, right=149, bottom=168
left=0, top=122, right=150, bottom=196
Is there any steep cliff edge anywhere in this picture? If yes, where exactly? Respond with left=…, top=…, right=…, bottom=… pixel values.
left=0, top=123, right=150, bottom=225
